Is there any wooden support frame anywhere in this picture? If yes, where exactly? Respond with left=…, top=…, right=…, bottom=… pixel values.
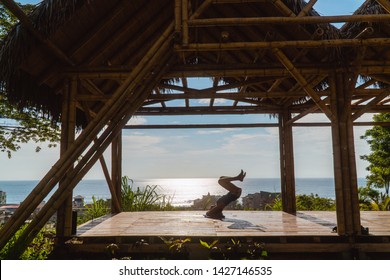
left=81, top=106, right=121, bottom=214
left=176, top=38, right=390, bottom=51
left=188, top=14, right=390, bottom=27
left=279, top=110, right=296, bottom=214
left=0, top=21, right=175, bottom=252
left=272, top=48, right=334, bottom=121
left=376, top=0, right=390, bottom=13
left=352, top=89, right=389, bottom=121
left=7, top=54, right=175, bottom=256
left=56, top=78, right=77, bottom=242
left=330, top=73, right=361, bottom=236
left=111, top=131, right=122, bottom=213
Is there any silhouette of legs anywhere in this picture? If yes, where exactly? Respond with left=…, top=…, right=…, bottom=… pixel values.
left=205, top=170, right=246, bottom=219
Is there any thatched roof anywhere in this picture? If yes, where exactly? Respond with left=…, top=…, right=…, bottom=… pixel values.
left=0, top=0, right=389, bottom=126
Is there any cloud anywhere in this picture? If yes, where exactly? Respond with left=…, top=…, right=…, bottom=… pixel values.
left=127, top=116, right=147, bottom=125
left=196, top=128, right=236, bottom=135
left=122, top=134, right=166, bottom=156
left=197, top=99, right=228, bottom=105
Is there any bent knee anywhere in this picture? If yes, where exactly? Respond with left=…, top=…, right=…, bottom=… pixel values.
left=234, top=188, right=242, bottom=198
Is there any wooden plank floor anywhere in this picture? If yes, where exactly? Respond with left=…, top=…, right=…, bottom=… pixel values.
left=78, top=211, right=390, bottom=237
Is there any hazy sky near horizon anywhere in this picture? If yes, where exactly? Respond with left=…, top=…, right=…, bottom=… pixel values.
left=1, top=0, right=371, bottom=180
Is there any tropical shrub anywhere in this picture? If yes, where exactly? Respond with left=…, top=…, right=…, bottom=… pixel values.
left=121, top=176, right=173, bottom=211
left=0, top=224, right=55, bottom=260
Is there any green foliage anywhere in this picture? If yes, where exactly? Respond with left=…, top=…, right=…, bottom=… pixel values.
left=360, top=113, right=390, bottom=196
left=121, top=176, right=173, bottom=211
left=161, top=237, right=191, bottom=254
left=0, top=224, right=55, bottom=260
left=1, top=2, right=60, bottom=158
left=0, top=102, right=61, bottom=158
left=200, top=238, right=267, bottom=260
left=200, top=239, right=219, bottom=250
left=358, top=186, right=390, bottom=211
left=267, top=193, right=336, bottom=211
left=296, top=194, right=336, bottom=211
left=85, top=195, right=110, bottom=219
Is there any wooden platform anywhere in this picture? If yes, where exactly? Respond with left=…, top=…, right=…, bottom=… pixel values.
left=77, top=211, right=390, bottom=237
left=62, top=211, right=390, bottom=259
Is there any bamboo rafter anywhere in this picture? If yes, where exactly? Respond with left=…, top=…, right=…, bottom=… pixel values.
left=176, top=38, right=390, bottom=52
left=188, top=14, right=390, bottom=26
left=376, top=0, right=390, bottom=13
left=272, top=48, right=334, bottom=121
left=352, top=89, right=390, bottom=121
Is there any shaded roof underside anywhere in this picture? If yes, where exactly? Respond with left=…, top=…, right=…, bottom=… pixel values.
left=0, top=0, right=389, bottom=126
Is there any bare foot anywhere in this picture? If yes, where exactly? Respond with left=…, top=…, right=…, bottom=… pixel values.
left=237, top=169, right=246, bottom=181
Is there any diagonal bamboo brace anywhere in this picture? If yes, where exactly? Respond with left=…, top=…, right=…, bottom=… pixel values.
left=272, top=48, right=335, bottom=121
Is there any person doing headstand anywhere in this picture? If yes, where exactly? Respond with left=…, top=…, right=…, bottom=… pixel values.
left=205, top=170, right=246, bottom=219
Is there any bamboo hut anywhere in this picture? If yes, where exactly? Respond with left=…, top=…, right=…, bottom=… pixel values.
left=0, top=0, right=389, bottom=258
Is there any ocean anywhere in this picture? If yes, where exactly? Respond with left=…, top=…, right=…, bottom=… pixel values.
left=0, top=178, right=367, bottom=206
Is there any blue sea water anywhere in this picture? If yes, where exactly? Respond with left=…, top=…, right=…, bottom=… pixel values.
left=0, top=178, right=367, bottom=206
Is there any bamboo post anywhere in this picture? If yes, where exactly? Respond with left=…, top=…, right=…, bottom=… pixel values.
left=56, top=78, right=77, bottom=243
left=330, top=73, right=361, bottom=236
left=182, top=0, right=189, bottom=46
left=0, top=22, right=175, bottom=250
left=111, top=131, right=122, bottom=213
left=279, top=110, right=296, bottom=214
left=175, top=0, right=182, bottom=35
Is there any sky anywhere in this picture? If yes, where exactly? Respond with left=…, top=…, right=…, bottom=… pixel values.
left=0, top=0, right=372, bottom=180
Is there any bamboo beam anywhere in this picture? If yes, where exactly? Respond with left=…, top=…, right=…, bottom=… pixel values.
left=352, top=89, right=390, bottom=121
left=272, top=48, right=334, bottom=121
left=286, top=97, right=330, bottom=125
left=0, top=0, right=74, bottom=66
left=188, top=14, right=390, bottom=26
left=75, top=121, right=390, bottom=130
left=125, top=123, right=279, bottom=129
left=212, top=0, right=267, bottom=3
left=182, top=0, right=189, bottom=45
left=134, top=104, right=390, bottom=116
left=82, top=106, right=121, bottom=213
left=376, top=0, right=390, bottom=13
left=297, top=0, right=317, bottom=17
left=64, top=64, right=390, bottom=79
left=272, top=0, right=296, bottom=17
left=176, top=38, right=390, bottom=51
